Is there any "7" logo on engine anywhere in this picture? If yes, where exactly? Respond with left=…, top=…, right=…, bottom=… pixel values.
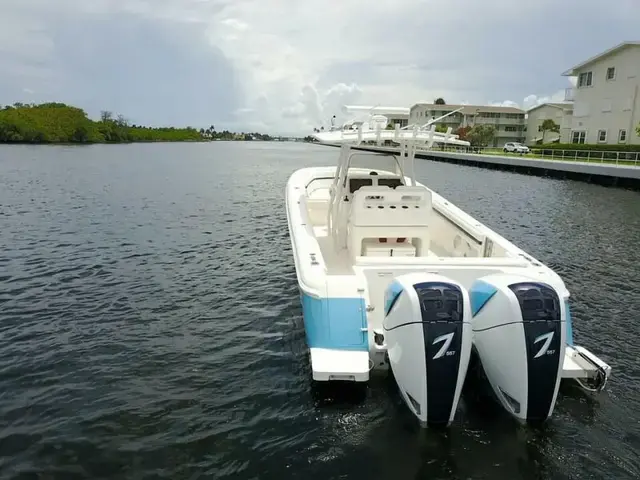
left=432, top=332, right=456, bottom=359
left=533, top=331, right=555, bottom=359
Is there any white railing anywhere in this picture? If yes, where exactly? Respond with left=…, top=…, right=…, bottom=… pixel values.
left=498, top=117, right=526, bottom=125
left=420, top=145, right=640, bottom=166
left=472, top=117, right=525, bottom=126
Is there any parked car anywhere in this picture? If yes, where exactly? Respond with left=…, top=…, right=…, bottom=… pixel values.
left=503, top=142, right=530, bottom=154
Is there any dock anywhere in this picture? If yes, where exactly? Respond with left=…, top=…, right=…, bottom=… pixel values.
left=321, top=144, right=640, bottom=190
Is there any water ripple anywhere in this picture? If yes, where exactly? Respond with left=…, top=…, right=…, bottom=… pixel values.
left=0, top=142, right=639, bottom=479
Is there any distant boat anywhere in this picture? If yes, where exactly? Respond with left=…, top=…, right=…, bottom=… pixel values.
left=285, top=107, right=611, bottom=428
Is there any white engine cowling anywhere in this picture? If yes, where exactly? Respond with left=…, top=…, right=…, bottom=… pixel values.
left=382, top=273, right=472, bottom=427
left=470, top=273, right=566, bottom=424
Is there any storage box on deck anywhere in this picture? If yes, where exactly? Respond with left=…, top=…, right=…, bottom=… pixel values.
left=362, top=238, right=416, bottom=257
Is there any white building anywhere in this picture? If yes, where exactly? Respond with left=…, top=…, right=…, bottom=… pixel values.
left=341, top=106, right=409, bottom=128
left=525, top=103, right=573, bottom=145
left=409, top=103, right=526, bottom=147
left=385, top=113, right=409, bottom=128
left=562, top=41, right=640, bottom=145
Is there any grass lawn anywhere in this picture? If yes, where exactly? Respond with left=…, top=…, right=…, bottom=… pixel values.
left=467, top=148, right=640, bottom=167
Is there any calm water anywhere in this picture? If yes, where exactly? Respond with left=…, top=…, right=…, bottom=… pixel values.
left=1, top=142, right=639, bottom=480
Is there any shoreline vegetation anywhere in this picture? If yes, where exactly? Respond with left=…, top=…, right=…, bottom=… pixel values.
left=0, top=102, right=274, bottom=144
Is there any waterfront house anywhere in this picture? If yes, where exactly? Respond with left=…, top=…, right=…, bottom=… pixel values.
left=525, top=103, right=574, bottom=145
left=562, top=41, right=640, bottom=145
left=409, top=103, right=526, bottom=147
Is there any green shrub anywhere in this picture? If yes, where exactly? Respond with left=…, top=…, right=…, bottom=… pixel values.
left=531, top=143, right=640, bottom=153
left=0, top=102, right=205, bottom=144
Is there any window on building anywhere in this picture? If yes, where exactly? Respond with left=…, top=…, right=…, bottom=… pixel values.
left=597, top=130, right=607, bottom=143
left=619, top=129, right=627, bottom=143
left=606, top=67, right=616, bottom=80
left=602, top=99, right=612, bottom=112
left=571, top=131, right=586, bottom=144
left=578, top=71, right=593, bottom=87
left=504, top=126, right=518, bottom=132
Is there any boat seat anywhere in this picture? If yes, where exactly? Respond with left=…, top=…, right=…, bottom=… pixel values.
left=347, top=185, right=432, bottom=258
left=305, top=197, right=330, bottom=225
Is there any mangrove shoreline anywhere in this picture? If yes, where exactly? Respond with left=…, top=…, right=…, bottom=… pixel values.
left=0, top=102, right=273, bottom=145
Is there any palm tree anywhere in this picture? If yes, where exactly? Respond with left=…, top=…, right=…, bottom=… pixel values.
left=539, top=119, right=560, bottom=144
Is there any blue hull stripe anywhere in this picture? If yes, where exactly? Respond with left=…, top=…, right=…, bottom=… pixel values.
left=469, top=280, right=498, bottom=317
left=565, top=300, right=574, bottom=346
left=301, top=293, right=368, bottom=351
left=384, top=280, right=404, bottom=316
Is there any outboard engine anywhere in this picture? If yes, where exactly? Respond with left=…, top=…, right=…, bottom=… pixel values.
left=383, top=273, right=472, bottom=427
left=470, top=273, right=566, bottom=424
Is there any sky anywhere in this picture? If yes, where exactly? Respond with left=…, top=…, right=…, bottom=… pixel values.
left=1, top=0, right=639, bottom=136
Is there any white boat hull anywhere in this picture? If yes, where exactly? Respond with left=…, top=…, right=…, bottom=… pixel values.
left=286, top=138, right=611, bottom=427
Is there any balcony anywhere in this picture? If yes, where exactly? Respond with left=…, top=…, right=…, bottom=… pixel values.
left=498, top=117, right=525, bottom=125
left=441, top=116, right=463, bottom=124
left=564, top=88, right=575, bottom=102
left=473, top=117, right=524, bottom=126
left=473, top=117, right=499, bottom=125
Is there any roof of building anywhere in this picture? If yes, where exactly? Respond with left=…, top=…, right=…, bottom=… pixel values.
left=410, top=103, right=525, bottom=114
left=562, top=41, right=640, bottom=76
left=384, top=113, right=410, bottom=119
left=526, top=102, right=574, bottom=113
left=342, top=105, right=410, bottom=115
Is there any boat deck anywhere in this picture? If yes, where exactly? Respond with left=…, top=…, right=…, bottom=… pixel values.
left=313, top=225, right=440, bottom=275
left=313, top=226, right=355, bottom=275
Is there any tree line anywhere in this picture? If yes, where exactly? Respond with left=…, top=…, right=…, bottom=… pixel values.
left=0, top=102, right=273, bottom=144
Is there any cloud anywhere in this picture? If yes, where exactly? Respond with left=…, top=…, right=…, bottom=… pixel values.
left=0, top=0, right=241, bottom=128
left=1, top=0, right=639, bottom=134
left=488, top=100, right=521, bottom=108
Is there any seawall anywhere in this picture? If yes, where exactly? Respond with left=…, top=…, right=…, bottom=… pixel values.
left=319, top=144, right=640, bottom=190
